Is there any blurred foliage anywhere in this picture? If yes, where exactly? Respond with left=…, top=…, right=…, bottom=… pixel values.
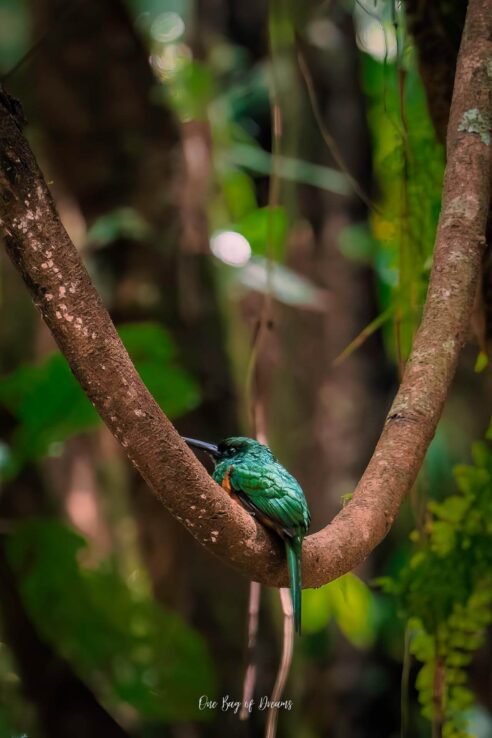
left=7, top=519, right=216, bottom=722
left=0, top=640, right=37, bottom=738
left=241, top=258, right=326, bottom=309
left=169, top=59, right=215, bottom=120
left=303, top=574, right=376, bottom=648
left=0, top=322, right=199, bottom=477
left=361, top=46, right=444, bottom=361
left=0, top=0, right=28, bottom=75
left=0, top=1, right=487, bottom=737
left=232, top=206, right=288, bottom=261
left=86, top=208, right=152, bottom=248
left=138, top=0, right=349, bottom=319
left=225, top=143, right=350, bottom=195
left=381, top=435, right=492, bottom=737
left=138, top=0, right=446, bottom=370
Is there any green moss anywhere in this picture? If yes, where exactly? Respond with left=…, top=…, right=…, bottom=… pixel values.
left=381, top=428, right=492, bottom=736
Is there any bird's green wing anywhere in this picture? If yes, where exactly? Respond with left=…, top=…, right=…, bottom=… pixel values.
left=228, top=462, right=309, bottom=535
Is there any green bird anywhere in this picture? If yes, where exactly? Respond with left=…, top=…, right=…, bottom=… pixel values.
left=183, top=436, right=311, bottom=633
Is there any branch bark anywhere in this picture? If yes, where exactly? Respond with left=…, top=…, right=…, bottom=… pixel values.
left=1, top=0, right=491, bottom=589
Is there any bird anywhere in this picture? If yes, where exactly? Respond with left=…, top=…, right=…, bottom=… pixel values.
left=183, top=435, right=311, bottom=633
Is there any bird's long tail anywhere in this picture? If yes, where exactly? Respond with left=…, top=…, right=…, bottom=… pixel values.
left=285, top=537, right=302, bottom=634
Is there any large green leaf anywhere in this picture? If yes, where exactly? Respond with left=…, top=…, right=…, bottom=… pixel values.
left=303, top=573, right=376, bottom=647
left=0, top=322, right=200, bottom=475
left=233, top=206, right=288, bottom=260
left=0, top=353, right=99, bottom=465
left=7, top=520, right=216, bottom=722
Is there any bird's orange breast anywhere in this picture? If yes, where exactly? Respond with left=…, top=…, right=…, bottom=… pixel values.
left=221, top=467, right=233, bottom=494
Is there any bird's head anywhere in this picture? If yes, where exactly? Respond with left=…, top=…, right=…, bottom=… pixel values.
left=216, top=436, right=268, bottom=460
left=183, top=435, right=272, bottom=463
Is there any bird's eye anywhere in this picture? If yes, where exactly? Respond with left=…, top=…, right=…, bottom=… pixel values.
left=228, top=447, right=236, bottom=455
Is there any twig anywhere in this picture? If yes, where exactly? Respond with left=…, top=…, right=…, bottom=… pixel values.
left=239, top=581, right=262, bottom=720
left=239, top=15, right=285, bottom=714
left=1, top=0, right=81, bottom=83
left=265, top=588, right=294, bottom=738
left=333, top=305, right=394, bottom=367
left=401, top=624, right=412, bottom=738
left=296, top=43, right=383, bottom=216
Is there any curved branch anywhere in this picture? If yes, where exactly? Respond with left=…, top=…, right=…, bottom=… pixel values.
left=0, top=0, right=491, bottom=589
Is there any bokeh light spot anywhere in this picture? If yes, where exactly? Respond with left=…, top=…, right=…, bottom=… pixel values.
left=210, top=231, right=252, bottom=267
left=151, top=12, right=185, bottom=44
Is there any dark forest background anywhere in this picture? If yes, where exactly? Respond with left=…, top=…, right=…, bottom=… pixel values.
left=1, top=1, right=491, bottom=738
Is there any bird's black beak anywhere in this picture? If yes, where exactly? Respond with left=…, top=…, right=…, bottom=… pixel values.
left=183, top=436, right=220, bottom=459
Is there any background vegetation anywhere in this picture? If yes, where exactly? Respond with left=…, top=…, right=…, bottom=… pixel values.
left=0, top=1, right=490, bottom=737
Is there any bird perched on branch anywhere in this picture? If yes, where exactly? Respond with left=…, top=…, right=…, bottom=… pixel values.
left=183, top=436, right=310, bottom=633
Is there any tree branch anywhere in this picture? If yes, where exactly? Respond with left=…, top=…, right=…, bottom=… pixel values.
left=0, top=0, right=491, bottom=589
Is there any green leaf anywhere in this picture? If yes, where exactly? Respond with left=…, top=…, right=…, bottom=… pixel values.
left=234, top=206, right=288, bottom=260
left=120, top=322, right=200, bottom=418
left=429, top=496, right=470, bottom=524
left=169, top=60, right=215, bottom=121
left=86, top=208, right=151, bottom=247
left=338, top=223, right=377, bottom=264
left=470, top=441, right=490, bottom=469
left=220, top=170, right=257, bottom=221
left=303, top=574, right=375, bottom=647
left=0, top=322, right=199, bottom=473
left=485, top=418, right=492, bottom=441
left=0, top=353, right=100, bottom=473
left=7, top=520, right=216, bottom=721
left=429, top=521, right=456, bottom=556
left=410, top=627, right=435, bottom=662
left=119, top=322, right=175, bottom=363
left=474, top=350, right=488, bottom=373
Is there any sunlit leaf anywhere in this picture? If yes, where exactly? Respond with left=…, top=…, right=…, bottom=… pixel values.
left=168, top=59, right=215, bottom=121
left=361, top=53, right=444, bottom=363
left=234, top=206, right=288, bottom=260
left=474, top=351, right=488, bottom=373
left=220, top=170, right=257, bottom=221
left=303, top=574, right=375, bottom=647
